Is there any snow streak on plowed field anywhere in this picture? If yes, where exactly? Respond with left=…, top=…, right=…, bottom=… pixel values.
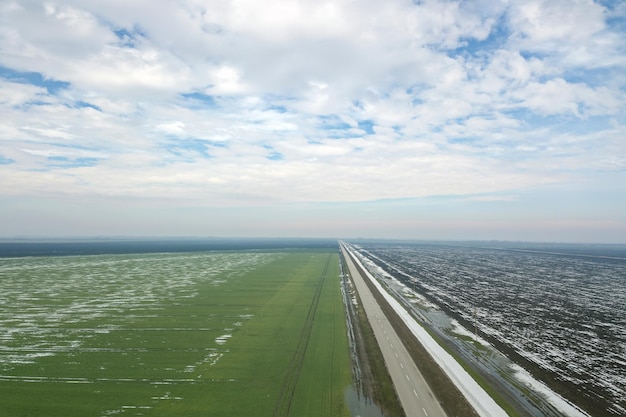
left=353, top=242, right=626, bottom=417
left=0, top=252, right=273, bottom=372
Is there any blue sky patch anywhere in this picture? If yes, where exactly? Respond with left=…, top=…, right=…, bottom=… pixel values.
left=552, top=116, right=615, bottom=135
left=73, top=101, right=102, bottom=111
left=453, top=14, right=509, bottom=57
left=266, top=105, right=287, bottom=113
left=318, top=114, right=352, bottom=130
left=16, top=100, right=52, bottom=110
left=448, top=137, right=478, bottom=145
left=267, top=151, right=284, bottom=161
left=0, top=66, right=69, bottom=94
left=562, top=67, right=622, bottom=88
left=112, top=25, right=147, bottom=48
left=113, top=28, right=135, bottom=46
left=181, top=92, right=217, bottom=108
left=327, top=132, right=362, bottom=140
left=358, top=119, right=375, bottom=134
left=0, top=156, right=15, bottom=165
left=47, top=156, right=100, bottom=168
left=163, top=138, right=225, bottom=159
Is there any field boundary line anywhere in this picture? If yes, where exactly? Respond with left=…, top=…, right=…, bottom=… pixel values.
left=272, top=254, right=330, bottom=417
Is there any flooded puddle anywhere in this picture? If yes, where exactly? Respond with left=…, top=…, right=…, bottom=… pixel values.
left=345, top=386, right=385, bottom=417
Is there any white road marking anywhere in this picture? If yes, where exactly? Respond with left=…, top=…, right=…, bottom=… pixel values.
left=341, top=245, right=449, bottom=417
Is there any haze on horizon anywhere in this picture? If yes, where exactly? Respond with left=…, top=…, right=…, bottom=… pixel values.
left=1, top=0, right=625, bottom=243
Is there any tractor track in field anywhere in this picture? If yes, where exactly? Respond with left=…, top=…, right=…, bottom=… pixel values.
left=272, top=254, right=331, bottom=417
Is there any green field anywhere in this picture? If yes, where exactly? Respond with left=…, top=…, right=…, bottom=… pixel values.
left=0, top=250, right=352, bottom=416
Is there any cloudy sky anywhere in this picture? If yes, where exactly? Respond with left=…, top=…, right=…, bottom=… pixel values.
left=1, top=0, right=625, bottom=242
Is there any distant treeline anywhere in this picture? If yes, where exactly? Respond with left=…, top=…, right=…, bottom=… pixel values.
left=0, top=238, right=340, bottom=257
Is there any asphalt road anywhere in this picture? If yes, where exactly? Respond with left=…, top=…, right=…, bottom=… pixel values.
left=341, top=244, right=447, bottom=417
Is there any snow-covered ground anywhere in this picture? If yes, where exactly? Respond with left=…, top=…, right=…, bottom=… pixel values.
left=348, top=241, right=625, bottom=417
left=0, top=252, right=276, bottom=371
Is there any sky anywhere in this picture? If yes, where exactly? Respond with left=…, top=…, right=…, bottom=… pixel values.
left=1, top=0, right=625, bottom=242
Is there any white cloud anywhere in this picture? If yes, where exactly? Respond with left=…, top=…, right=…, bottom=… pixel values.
left=512, top=78, right=623, bottom=117
left=0, top=79, right=50, bottom=106
left=208, top=65, right=246, bottom=94
left=73, top=46, right=190, bottom=92
left=507, top=0, right=626, bottom=70
left=509, top=0, right=605, bottom=45
left=219, top=0, right=349, bottom=41
left=0, top=0, right=624, bottom=239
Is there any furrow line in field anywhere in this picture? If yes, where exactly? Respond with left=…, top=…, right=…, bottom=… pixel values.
left=273, top=254, right=330, bottom=417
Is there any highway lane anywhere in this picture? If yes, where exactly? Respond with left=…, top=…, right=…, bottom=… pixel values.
left=341, top=244, right=447, bottom=417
